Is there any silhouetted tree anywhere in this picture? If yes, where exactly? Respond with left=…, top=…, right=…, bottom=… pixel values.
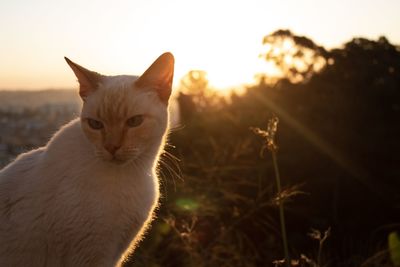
left=259, top=29, right=329, bottom=83
left=128, top=31, right=400, bottom=267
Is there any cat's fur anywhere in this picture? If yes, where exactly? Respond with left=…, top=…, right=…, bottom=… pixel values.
left=0, top=52, right=174, bottom=266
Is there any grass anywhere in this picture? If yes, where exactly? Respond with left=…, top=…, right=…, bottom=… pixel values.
left=70, top=79, right=394, bottom=267
left=251, top=117, right=290, bottom=266
left=126, top=81, right=398, bottom=266
left=272, top=151, right=291, bottom=267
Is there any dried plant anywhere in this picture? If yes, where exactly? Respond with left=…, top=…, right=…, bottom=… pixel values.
left=308, top=227, right=331, bottom=267
left=252, top=116, right=290, bottom=267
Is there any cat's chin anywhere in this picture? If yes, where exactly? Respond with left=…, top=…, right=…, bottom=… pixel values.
left=109, top=158, right=127, bottom=165
left=105, top=155, right=137, bottom=166
left=94, top=150, right=137, bottom=166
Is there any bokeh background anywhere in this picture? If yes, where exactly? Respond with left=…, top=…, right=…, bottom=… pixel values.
left=1, top=0, right=400, bottom=266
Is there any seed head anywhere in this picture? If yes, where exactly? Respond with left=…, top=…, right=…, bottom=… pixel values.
left=251, top=116, right=279, bottom=154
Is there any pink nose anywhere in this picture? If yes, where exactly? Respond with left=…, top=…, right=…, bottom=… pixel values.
left=104, top=144, right=121, bottom=155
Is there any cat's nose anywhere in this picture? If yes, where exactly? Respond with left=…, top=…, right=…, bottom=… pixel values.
left=104, top=144, right=121, bottom=155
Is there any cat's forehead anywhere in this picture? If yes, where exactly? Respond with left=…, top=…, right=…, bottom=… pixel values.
left=83, top=75, right=160, bottom=121
left=101, top=75, right=138, bottom=88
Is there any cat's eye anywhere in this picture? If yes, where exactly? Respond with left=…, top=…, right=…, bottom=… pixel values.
left=87, top=118, right=104, bottom=130
left=126, top=115, right=144, bottom=128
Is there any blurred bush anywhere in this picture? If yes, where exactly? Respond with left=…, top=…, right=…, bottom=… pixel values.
left=127, top=31, right=400, bottom=267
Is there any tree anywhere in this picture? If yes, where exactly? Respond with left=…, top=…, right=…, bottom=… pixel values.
left=259, top=29, right=329, bottom=84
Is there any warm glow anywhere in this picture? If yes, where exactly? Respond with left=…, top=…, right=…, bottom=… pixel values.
left=0, top=0, right=399, bottom=90
left=174, top=51, right=264, bottom=91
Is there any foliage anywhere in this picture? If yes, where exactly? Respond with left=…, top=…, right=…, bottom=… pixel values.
left=259, top=30, right=328, bottom=84
left=125, top=31, right=400, bottom=267
left=389, top=232, right=400, bottom=266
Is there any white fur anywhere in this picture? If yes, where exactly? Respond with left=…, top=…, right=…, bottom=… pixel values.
left=0, top=72, right=170, bottom=266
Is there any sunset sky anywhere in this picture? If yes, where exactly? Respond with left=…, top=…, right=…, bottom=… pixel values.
left=1, top=0, right=399, bottom=90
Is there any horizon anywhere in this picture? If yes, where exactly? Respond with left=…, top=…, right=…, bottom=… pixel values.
left=1, top=0, right=400, bottom=90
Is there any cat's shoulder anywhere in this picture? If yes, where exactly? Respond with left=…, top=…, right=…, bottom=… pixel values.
left=0, top=147, right=45, bottom=176
left=56, top=117, right=82, bottom=135
left=47, top=118, right=84, bottom=147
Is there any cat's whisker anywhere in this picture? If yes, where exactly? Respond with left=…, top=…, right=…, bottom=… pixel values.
left=160, top=150, right=182, bottom=179
left=157, top=153, right=182, bottom=192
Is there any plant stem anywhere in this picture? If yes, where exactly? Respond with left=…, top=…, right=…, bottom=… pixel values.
left=317, top=241, right=322, bottom=267
left=272, top=151, right=290, bottom=267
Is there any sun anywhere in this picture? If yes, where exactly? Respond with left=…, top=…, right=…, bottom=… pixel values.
left=173, top=48, right=274, bottom=94
left=205, top=63, right=255, bottom=90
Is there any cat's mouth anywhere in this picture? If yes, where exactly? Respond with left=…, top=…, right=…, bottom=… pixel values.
left=95, top=149, right=138, bottom=165
left=109, top=153, right=140, bottom=165
left=109, top=156, right=128, bottom=165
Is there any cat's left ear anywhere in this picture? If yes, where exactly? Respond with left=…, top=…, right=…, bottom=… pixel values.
left=135, top=52, right=174, bottom=104
left=64, top=57, right=103, bottom=100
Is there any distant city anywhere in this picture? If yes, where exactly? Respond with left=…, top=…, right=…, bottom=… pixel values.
left=0, top=90, right=81, bottom=167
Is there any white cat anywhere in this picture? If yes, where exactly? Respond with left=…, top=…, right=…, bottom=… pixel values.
left=0, top=52, right=174, bottom=266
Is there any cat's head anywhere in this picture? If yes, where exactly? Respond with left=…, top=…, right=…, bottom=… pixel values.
left=65, top=53, right=174, bottom=165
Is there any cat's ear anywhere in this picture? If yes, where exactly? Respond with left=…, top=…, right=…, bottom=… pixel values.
left=64, top=57, right=103, bottom=100
left=135, top=52, right=174, bottom=104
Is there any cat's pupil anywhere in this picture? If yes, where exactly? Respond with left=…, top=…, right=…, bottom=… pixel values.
left=87, top=118, right=104, bottom=130
left=127, top=115, right=144, bottom=127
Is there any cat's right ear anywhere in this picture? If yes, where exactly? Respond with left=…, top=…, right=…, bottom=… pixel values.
left=64, top=57, right=103, bottom=100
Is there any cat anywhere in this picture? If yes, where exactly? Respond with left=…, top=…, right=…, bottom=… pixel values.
left=0, top=52, right=174, bottom=266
